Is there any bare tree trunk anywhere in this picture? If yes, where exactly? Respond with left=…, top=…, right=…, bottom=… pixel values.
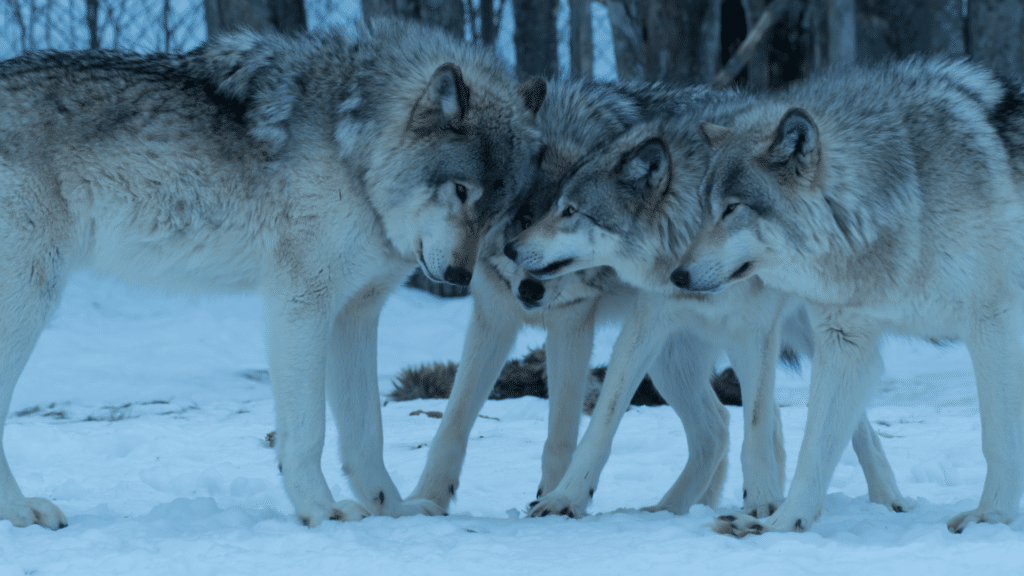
left=856, top=0, right=964, bottom=65
left=827, top=0, right=855, bottom=67
left=569, top=0, right=593, bottom=79
left=86, top=0, right=99, bottom=49
left=608, top=0, right=720, bottom=83
left=512, top=0, right=558, bottom=80
left=968, top=0, right=1024, bottom=78
left=738, top=0, right=769, bottom=89
left=606, top=0, right=645, bottom=81
left=362, top=0, right=465, bottom=38
left=480, top=0, right=496, bottom=45
left=205, top=0, right=306, bottom=36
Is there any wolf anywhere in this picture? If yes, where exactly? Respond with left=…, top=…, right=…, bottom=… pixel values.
left=505, top=98, right=908, bottom=520
left=405, top=80, right=758, bottom=515
left=674, top=57, right=1024, bottom=535
left=0, top=19, right=545, bottom=529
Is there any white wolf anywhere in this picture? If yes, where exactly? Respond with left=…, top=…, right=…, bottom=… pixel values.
left=503, top=98, right=908, bottom=520
left=675, top=57, right=1024, bottom=534
left=0, top=20, right=544, bottom=529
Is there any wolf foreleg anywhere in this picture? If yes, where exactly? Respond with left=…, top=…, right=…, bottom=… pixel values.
left=406, top=297, right=520, bottom=511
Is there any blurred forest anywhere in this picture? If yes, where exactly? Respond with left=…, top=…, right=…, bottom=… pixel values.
left=4, top=0, right=1023, bottom=87
left=2, top=0, right=1022, bottom=297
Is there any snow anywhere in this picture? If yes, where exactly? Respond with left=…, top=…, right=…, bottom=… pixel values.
left=3, top=272, right=1023, bottom=575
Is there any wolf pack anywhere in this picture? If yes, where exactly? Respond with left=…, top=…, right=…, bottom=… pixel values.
left=1, top=18, right=1023, bottom=538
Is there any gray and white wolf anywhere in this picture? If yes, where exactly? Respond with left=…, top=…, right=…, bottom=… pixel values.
left=674, top=57, right=1024, bottom=535
left=406, top=80, right=755, bottom=515
left=506, top=97, right=908, bottom=519
left=0, top=19, right=545, bottom=529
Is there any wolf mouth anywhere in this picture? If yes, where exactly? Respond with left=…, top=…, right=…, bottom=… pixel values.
left=729, top=262, right=752, bottom=281
left=532, top=258, right=574, bottom=278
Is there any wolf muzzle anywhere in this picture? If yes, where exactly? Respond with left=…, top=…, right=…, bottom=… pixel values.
left=517, top=278, right=545, bottom=308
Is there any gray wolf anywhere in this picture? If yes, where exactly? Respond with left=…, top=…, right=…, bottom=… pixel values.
left=505, top=97, right=908, bottom=519
left=406, top=79, right=751, bottom=515
left=674, top=57, right=1024, bottom=534
left=0, top=18, right=545, bottom=529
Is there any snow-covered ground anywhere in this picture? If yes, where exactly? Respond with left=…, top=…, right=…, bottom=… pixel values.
left=3, top=273, right=1023, bottom=575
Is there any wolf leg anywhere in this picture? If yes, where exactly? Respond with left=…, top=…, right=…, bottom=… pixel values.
left=724, top=299, right=787, bottom=519
left=536, top=302, right=597, bottom=498
left=529, top=293, right=673, bottom=518
left=641, top=330, right=728, bottom=513
left=947, top=309, right=1024, bottom=533
left=851, top=413, right=910, bottom=512
left=406, top=293, right=520, bottom=511
left=715, top=316, right=882, bottom=536
left=325, top=290, right=443, bottom=519
left=0, top=188, right=72, bottom=530
left=0, top=267, right=69, bottom=530
left=264, top=295, right=369, bottom=527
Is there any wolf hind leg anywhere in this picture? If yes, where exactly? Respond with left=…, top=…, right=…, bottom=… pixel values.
left=406, top=294, right=521, bottom=510
left=0, top=243, right=71, bottom=529
left=536, top=303, right=597, bottom=498
left=948, top=309, right=1024, bottom=533
left=851, top=413, right=910, bottom=512
left=639, top=330, right=727, bottom=514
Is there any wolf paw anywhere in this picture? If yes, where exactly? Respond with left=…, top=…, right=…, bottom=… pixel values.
left=528, top=492, right=588, bottom=519
left=299, top=500, right=370, bottom=527
left=946, top=507, right=1015, bottom=534
left=390, top=498, right=447, bottom=518
left=1, top=497, right=68, bottom=530
left=743, top=499, right=782, bottom=519
left=710, top=513, right=771, bottom=537
left=711, top=510, right=813, bottom=537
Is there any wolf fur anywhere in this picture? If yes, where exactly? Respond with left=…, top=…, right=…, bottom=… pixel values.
left=507, top=96, right=908, bottom=519
left=675, top=57, right=1024, bottom=535
left=404, top=80, right=771, bottom=514
left=0, top=19, right=545, bottom=529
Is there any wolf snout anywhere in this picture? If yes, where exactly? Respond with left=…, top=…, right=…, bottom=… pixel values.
left=518, top=278, right=545, bottom=306
left=443, top=266, right=473, bottom=286
left=670, top=268, right=690, bottom=290
left=503, top=242, right=518, bottom=261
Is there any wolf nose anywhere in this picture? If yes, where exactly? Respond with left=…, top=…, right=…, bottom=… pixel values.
left=518, top=278, right=545, bottom=304
left=670, top=268, right=690, bottom=289
left=503, top=242, right=518, bottom=261
left=443, top=266, right=473, bottom=287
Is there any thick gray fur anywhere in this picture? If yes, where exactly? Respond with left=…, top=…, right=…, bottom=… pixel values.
left=0, top=19, right=544, bottom=529
left=507, top=88, right=908, bottom=520
left=677, top=57, right=1024, bottom=535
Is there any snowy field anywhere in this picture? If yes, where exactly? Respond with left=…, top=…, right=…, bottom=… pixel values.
left=3, top=272, right=1023, bottom=575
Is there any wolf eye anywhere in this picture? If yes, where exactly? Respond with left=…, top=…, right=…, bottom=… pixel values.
left=723, top=203, right=739, bottom=217
left=562, top=205, right=577, bottom=218
left=455, top=184, right=468, bottom=203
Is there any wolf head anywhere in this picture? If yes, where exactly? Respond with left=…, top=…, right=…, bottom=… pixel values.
left=367, top=60, right=545, bottom=286
left=674, top=106, right=831, bottom=294
left=504, top=117, right=712, bottom=294
left=481, top=79, right=661, bottom=310
left=201, top=21, right=547, bottom=287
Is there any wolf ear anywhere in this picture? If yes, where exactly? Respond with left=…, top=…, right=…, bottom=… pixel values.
left=767, top=108, right=819, bottom=179
left=517, top=77, right=547, bottom=115
left=616, top=138, right=672, bottom=202
left=698, top=123, right=731, bottom=147
left=409, top=63, right=470, bottom=134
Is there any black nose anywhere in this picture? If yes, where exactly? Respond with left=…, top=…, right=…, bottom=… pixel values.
left=670, top=268, right=690, bottom=289
left=518, top=278, right=545, bottom=303
left=443, top=266, right=472, bottom=287
left=503, top=242, right=518, bottom=261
